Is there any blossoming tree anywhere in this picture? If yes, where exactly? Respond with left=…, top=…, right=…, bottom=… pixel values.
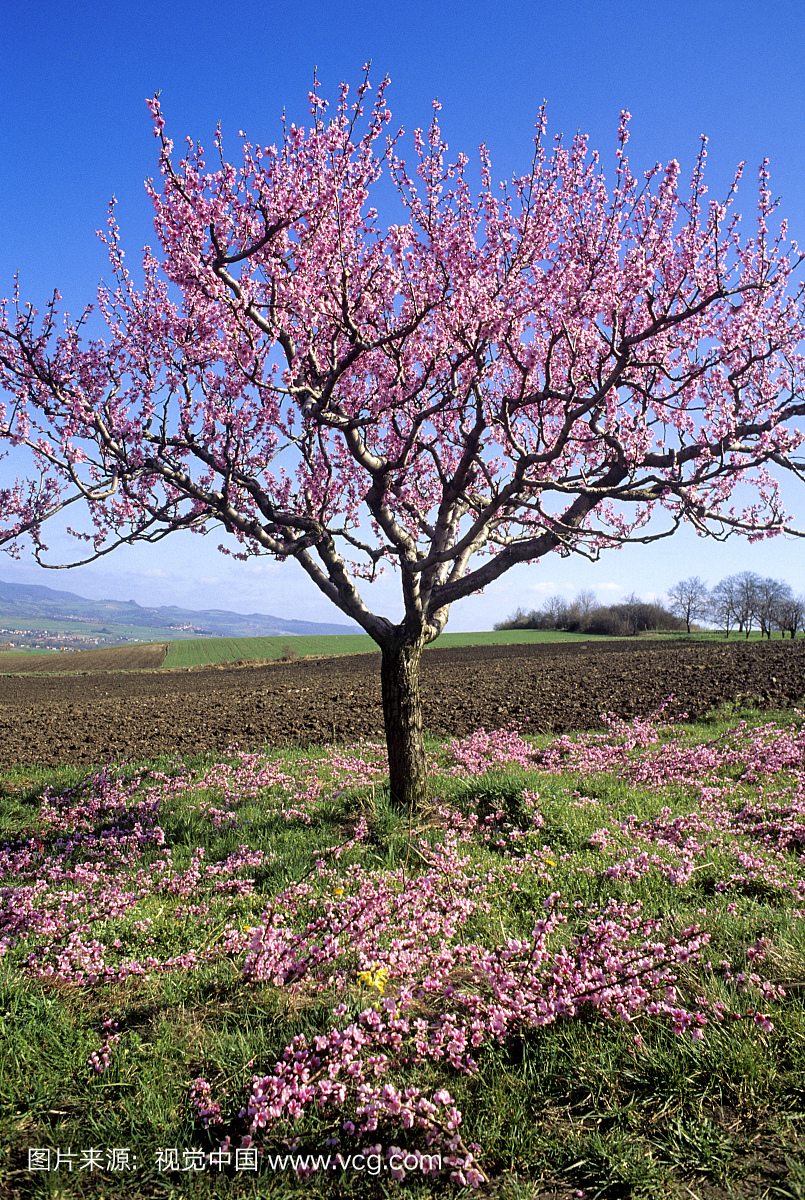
left=2, top=72, right=804, bottom=809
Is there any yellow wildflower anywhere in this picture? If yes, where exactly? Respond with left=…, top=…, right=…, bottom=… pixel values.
left=357, top=963, right=389, bottom=993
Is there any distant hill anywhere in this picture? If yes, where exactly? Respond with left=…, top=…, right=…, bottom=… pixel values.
left=0, top=577, right=359, bottom=642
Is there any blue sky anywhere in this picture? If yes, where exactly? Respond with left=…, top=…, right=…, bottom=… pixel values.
left=1, top=0, right=804, bottom=629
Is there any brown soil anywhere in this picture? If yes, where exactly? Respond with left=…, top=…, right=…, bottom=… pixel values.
left=1, top=637, right=804, bottom=769
left=0, top=642, right=168, bottom=673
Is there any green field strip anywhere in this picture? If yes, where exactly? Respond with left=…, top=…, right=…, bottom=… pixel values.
left=432, top=630, right=598, bottom=648
left=161, top=628, right=598, bottom=669
left=162, top=633, right=372, bottom=667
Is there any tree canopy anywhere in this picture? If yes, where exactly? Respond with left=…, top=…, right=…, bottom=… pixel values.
left=2, top=72, right=804, bottom=806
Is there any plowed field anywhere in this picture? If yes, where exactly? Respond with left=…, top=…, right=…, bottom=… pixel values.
left=1, top=637, right=804, bottom=769
left=0, top=642, right=169, bottom=673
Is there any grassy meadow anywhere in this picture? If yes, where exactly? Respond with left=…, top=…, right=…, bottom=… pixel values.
left=1, top=705, right=805, bottom=1198
left=161, top=629, right=602, bottom=669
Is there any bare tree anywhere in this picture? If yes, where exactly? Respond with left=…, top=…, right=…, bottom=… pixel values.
left=540, top=595, right=569, bottom=628
left=667, top=576, right=711, bottom=634
left=573, top=590, right=597, bottom=631
left=775, top=593, right=805, bottom=639
left=751, top=576, right=793, bottom=638
left=615, top=593, right=671, bottom=636
left=710, top=576, right=738, bottom=637
left=732, top=572, right=762, bottom=638
left=575, top=590, right=597, bottom=616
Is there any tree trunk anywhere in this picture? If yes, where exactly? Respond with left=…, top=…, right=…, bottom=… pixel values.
left=380, top=634, right=429, bottom=812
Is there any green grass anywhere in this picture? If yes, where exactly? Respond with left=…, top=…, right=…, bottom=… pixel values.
left=2, top=709, right=805, bottom=1197
left=432, top=629, right=606, bottom=648
left=162, top=633, right=373, bottom=666
left=162, top=629, right=602, bottom=669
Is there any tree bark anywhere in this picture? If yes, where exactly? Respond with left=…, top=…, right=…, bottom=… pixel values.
left=380, top=634, right=429, bottom=812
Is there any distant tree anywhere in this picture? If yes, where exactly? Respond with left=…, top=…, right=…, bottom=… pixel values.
left=540, top=594, right=569, bottom=628
left=775, top=593, right=805, bottom=639
left=575, top=590, right=598, bottom=620
left=493, top=605, right=551, bottom=630
left=495, top=589, right=599, bottom=633
left=584, top=607, right=627, bottom=636
left=614, top=593, right=668, bottom=636
left=2, top=78, right=805, bottom=811
left=566, top=589, right=598, bottom=632
left=732, top=571, right=763, bottom=638
left=583, top=596, right=683, bottom=636
left=619, top=593, right=642, bottom=636
left=493, top=606, right=532, bottom=631
left=710, top=576, right=739, bottom=637
left=750, top=576, right=792, bottom=638
left=667, top=576, right=711, bottom=633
